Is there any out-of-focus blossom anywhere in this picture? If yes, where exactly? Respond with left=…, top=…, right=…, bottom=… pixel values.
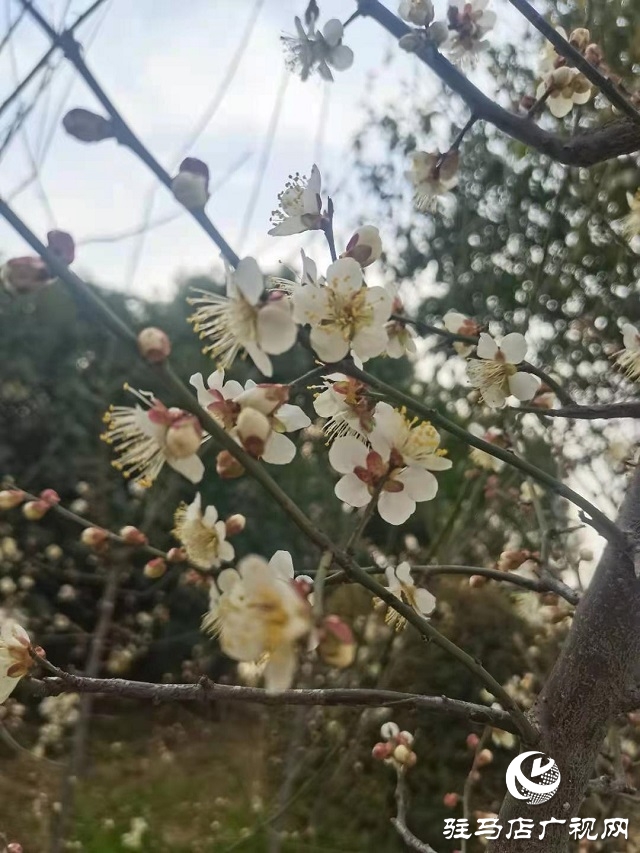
left=282, top=18, right=353, bottom=82
left=188, top=257, right=297, bottom=377
left=0, top=621, right=34, bottom=704
left=269, top=165, right=323, bottom=236
left=102, top=389, right=204, bottom=486
left=406, top=151, right=459, bottom=212
left=1, top=257, right=51, bottom=295
left=467, top=333, right=540, bottom=408
left=292, top=257, right=392, bottom=363
left=536, top=66, right=591, bottom=118
left=171, top=157, right=210, bottom=209
left=467, top=423, right=506, bottom=471
left=442, top=310, right=480, bottom=356
left=202, top=551, right=313, bottom=692
left=383, top=562, right=436, bottom=630
left=340, top=225, right=383, bottom=268
left=47, top=230, right=75, bottom=265
left=0, top=490, right=25, bottom=511
left=173, top=493, right=235, bottom=570
left=137, top=327, right=171, bottom=363
left=445, top=0, right=496, bottom=67
left=614, top=323, right=640, bottom=381
left=399, top=0, right=434, bottom=26
left=62, top=108, right=114, bottom=143
left=385, top=285, right=418, bottom=359
left=372, top=721, right=417, bottom=770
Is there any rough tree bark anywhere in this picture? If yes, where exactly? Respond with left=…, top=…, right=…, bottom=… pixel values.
left=488, top=469, right=640, bottom=853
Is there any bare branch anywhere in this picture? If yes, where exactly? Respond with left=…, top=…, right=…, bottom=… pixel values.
left=519, top=402, right=640, bottom=420
left=26, top=674, right=517, bottom=731
left=392, top=772, right=439, bottom=853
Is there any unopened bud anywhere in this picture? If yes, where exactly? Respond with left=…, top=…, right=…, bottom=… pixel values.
left=520, top=94, right=536, bottom=112
left=469, top=574, right=487, bottom=587
left=7, top=843, right=23, bottom=853
left=393, top=744, right=417, bottom=767
left=380, top=721, right=400, bottom=740
left=237, top=408, right=271, bottom=458
left=40, top=489, right=60, bottom=505
left=165, top=415, right=201, bottom=458
left=47, top=230, right=75, bottom=265
left=172, top=157, right=210, bottom=209
left=466, top=733, right=480, bottom=749
left=22, top=500, right=50, bottom=520
left=476, top=748, right=493, bottom=767
left=119, top=525, right=148, bottom=547
left=1, top=256, right=51, bottom=294
left=80, top=527, right=109, bottom=550
left=0, top=489, right=25, bottom=510
left=398, top=730, right=415, bottom=747
left=216, top=450, right=245, bottom=479
left=443, top=792, right=460, bottom=808
left=137, top=327, right=171, bottom=363
left=372, top=741, right=393, bottom=760
left=224, top=514, right=246, bottom=537
left=569, top=27, right=590, bottom=52
left=428, top=20, right=449, bottom=45
left=340, top=225, right=382, bottom=268
left=63, top=108, right=115, bottom=143
left=166, top=547, right=187, bottom=563
left=236, top=383, right=289, bottom=415
left=584, top=43, right=603, bottom=65
left=144, top=557, right=167, bottom=579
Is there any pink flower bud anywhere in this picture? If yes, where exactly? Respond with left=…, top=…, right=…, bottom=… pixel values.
left=137, top=327, right=172, bottom=364
left=393, top=744, right=416, bottom=766
left=144, top=557, right=167, bottom=579
left=466, top=733, right=480, bottom=749
left=0, top=489, right=25, bottom=510
left=341, top=225, right=382, bottom=268
left=216, top=450, right=245, bottom=480
left=39, top=488, right=60, bottom=505
left=1, top=256, right=51, bottom=294
left=172, top=157, right=210, bottom=209
left=22, top=500, right=50, bottom=520
left=443, top=792, right=460, bottom=808
left=237, top=408, right=271, bottom=458
left=372, top=741, right=393, bottom=760
left=80, top=527, right=109, bottom=550
left=119, top=525, right=148, bottom=547
left=224, top=514, right=246, bottom=537
left=63, top=108, right=115, bottom=143
left=166, top=547, right=187, bottom=563
left=476, top=748, right=493, bottom=767
left=165, top=415, right=201, bottom=458
left=7, top=843, right=23, bottom=853
left=47, top=230, right=75, bottom=264
left=469, top=574, right=487, bottom=588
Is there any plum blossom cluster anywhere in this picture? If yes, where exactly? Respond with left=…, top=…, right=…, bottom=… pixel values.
left=381, top=562, right=436, bottom=629
left=534, top=27, right=606, bottom=119
left=372, top=721, right=417, bottom=771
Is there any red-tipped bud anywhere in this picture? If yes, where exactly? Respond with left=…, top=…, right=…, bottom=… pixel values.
left=39, top=489, right=60, bottom=506
left=0, top=489, right=25, bottom=510
left=80, top=527, right=109, bottom=550
left=372, top=741, right=393, bottom=760
left=1, top=257, right=51, bottom=294
left=7, top=843, right=23, bottom=853
left=144, top=557, right=167, bottom=579
left=47, top=230, right=75, bottom=265
left=216, top=450, right=245, bottom=480
left=63, top=108, right=115, bottom=143
left=469, top=574, right=487, bottom=588
left=443, top=792, right=460, bottom=808
left=224, top=514, right=246, bottom=537
left=340, top=225, right=382, bottom=268
left=171, top=157, right=210, bottom=209
left=237, top=408, right=271, bottom=458
left=476, top=748, right=494, bottom=767
left=166, top=547, right=187, bottom=563
left=22, top=500, right=50, bottom=520
left=119, top=525, right=148, bottom=547
left=137, top=327, right=171, bottom=364
left=466, top=733, right=480, bottom=750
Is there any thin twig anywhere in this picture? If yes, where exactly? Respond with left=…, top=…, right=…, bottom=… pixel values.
left=518, top=401, right=640, bottom=420
left=392, top=772, right=439, bottom=853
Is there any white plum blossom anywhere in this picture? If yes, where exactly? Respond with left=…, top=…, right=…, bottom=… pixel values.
left=0, top=620, right=33, bottom=704
left=202, top=551, right=313, bottom=692
left=614, top=323, right=640, bottom=381
left=442, top=309, right=480, bottom=356
left=292, top=257, right=392, bottom=363
left=313, top=373, right=375, bottom=443
left=445, top=0, right=496, bottom=67
left=399, top=0, right=435, bottom=26
left=329, top=402, right=451, bottom=525
left=172, top=493, right=235, bottom=570
left=466, top=333, right=540, bottom=408
left=269, top=165, right=323, bottom=236
left=282, top=17, right=354, bottom=82
left=406, top=151, right=459, bottom=212
left=190, top=370, right=310, bottom=465
left=188, top=256, right=297, bottom=377
left=537, top=67, right=591, bottom=118
left=384, top=562, right=436, bottom=629
left=102, top=389, right=204, bottom=486
left=385, top=283, right=418, bottom=358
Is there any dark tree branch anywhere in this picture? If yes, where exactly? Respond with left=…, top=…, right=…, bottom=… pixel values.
left=519, top=401, right=640, bottom=420
left=392, top=773, right=439, bottom=853
left=356, top=0, right=640, bottom=166
left=26, top=675, right=518, bottom=732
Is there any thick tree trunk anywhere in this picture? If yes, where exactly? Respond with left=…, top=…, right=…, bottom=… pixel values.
left=489, top=470, right=640, bottom=853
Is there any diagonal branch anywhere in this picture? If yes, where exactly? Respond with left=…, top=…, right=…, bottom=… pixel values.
left=356, top=0, right=640, bottom=167
left=518, top=401, right=640, bottom=420
left=27, top=673, right=518, bottom=731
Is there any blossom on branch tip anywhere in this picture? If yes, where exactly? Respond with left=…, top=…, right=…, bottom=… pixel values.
left=0, top=620, right=35, bottom=704
left=292, top=257, right=392, bottom=363
left=614, top=324, right=640, bottom=381
left=101, top=388, right=204, bottom=486
left=202, top=551, right=313, bottom=692
left=282, top=17, right=353, bottom=82
left=269, top=165, right=323, bottom=236
left=536, top=67, right=591, bottom=118
left=188, top=257, right=297, bottom=377
left=340, top=225, right=382, bottom=268
left=173, top=493, right=235, bottom=570
left=383, top=562, right=436, bottom=630
left=399, top=0, right=435, bottom=26
left=406, top=151, right=459, bottom=212
left=313, top=373, right=375, bottom=444
left=171, top=157, right=210, bottom=209
left=445, top=0, right=496, bottom=67
left=373, top=721, right=417, bottom=770
left=466, top=333, right=540, bottom=408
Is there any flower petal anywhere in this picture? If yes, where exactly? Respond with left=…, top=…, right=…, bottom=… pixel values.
left=262, top=432, right=296, bottom=465
left=395, top=562, right=413, bottom=585
left=480, top=384, right=507, bottom=408
left=476, top=332, right=499, bottom=360
left=322, top=18, right=344, bottom=46
left=292, top=284, right=330, bottom=324
left=309, top=326, right=350, bottom=363
left=499, top=333, right=527, bottom=365
left=268, top=216, right=307, bottom=236
left=169, top=454, right=204, bottom=484
left=378, top=491, right=416, bottom=525
left=257, top=303, right=297, bottom=355
left=264, top=644, right=297, bottom=692
left=396, top=467, right=438, bottom=502
left=277, top=404, right=311, bottom=432
left=325, top=257, right=363, bottom=294
left=335, top=473, right=371, bottom=507
left=235, top=257, right=264, bottom=305
left=328, top=44, right=354, bottom=70
left=329, top=436, right=368, bottom=473
left=269, top=550, right=295, bottom=580
left=508, top=371, right=541, bottom=401
left=244, top=342, right=273, bottom=377
left=351, top=326, right=388, bottom=361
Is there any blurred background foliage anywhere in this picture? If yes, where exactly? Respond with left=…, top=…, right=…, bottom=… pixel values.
left=2, top=0, right=640, bottom=849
